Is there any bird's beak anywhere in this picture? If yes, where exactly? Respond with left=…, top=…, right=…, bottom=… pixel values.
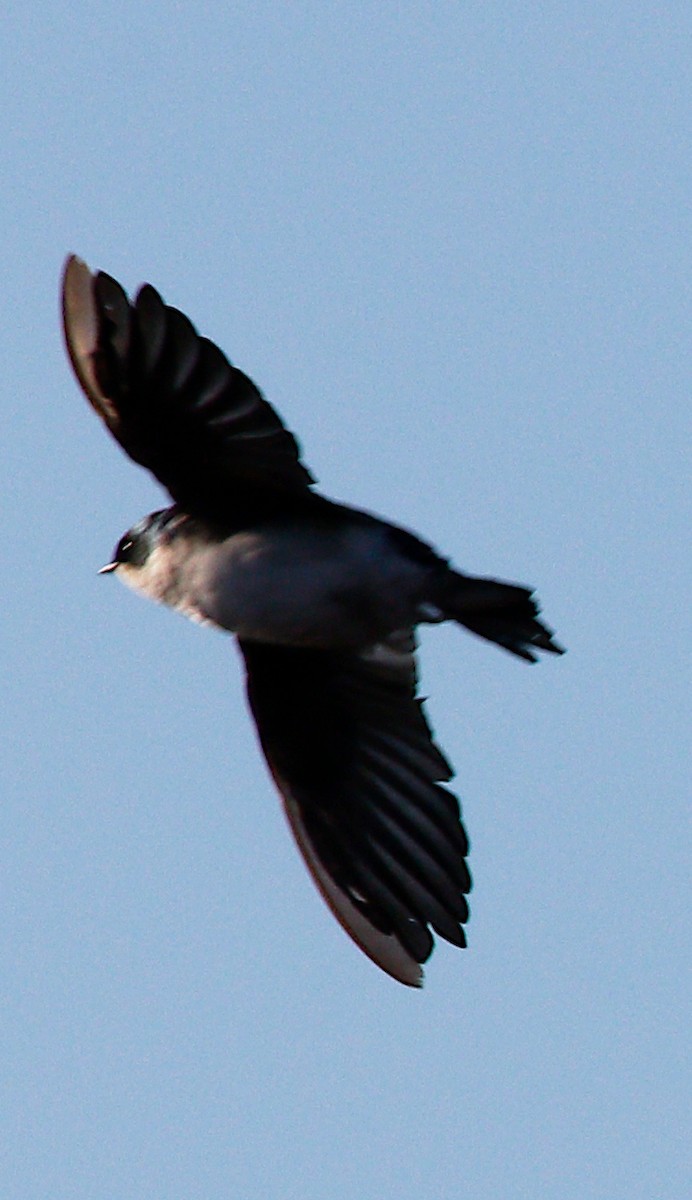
left=98, top=562, right=119, bottom=575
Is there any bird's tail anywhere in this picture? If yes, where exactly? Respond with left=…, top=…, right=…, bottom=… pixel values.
left=434, top=570, right=565, bottom=662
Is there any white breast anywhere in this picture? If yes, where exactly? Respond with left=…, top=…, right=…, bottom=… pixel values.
left=182, top=523, right=424, bottom=647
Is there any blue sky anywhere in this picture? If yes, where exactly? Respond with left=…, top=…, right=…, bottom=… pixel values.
left=3, top=4, right=689, bottom=1197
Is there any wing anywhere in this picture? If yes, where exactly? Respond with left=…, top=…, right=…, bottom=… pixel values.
left=239, top=632, right=471, bottom=986
left=62, top=255, right=315, bottom=520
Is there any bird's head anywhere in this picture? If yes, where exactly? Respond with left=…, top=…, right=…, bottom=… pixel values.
left=98, top=509, right=180, bottom=603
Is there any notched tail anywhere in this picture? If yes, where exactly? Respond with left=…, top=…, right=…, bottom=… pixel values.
left=436, top=571, right=565, bottom=663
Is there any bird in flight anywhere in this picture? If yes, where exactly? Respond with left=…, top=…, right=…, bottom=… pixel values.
left=62, top=255, right=564, bottom=986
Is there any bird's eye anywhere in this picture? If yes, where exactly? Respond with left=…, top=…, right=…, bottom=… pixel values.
left=117, top=538, right=135, bottom=562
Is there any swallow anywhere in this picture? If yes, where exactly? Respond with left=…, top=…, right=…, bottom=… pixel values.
left=62, top=255, right=564, bottom=985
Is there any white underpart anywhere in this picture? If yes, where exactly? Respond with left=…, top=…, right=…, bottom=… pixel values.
left=117, top=548, right=216, bottom=628
left=359, top=631, right=414, bottom=675
left=418, top=601, right=444, bottom=622
left=137, top=522, right=428, bottom=647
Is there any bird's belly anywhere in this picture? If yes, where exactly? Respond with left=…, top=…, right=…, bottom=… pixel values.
left=188, top=527, right=422, bottom=647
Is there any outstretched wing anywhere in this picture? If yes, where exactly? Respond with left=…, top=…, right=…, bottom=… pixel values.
left=239, top=632, right=471, bottom=986
left=62, top=255, right=315, bottom=520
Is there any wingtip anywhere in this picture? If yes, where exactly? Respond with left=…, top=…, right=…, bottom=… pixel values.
left=61, top=254, right=92, bottom=312
left=62, top=251, right=88, bottom=274
left=62, top=254, right=126, bottom=431
left=61, top=253, right=100, bottom=400
left=280, top=790, right=428, bottom=988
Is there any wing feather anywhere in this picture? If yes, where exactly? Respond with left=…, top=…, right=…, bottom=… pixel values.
left=62, top=255, right=315, bottom=519
left=239, top=636, right=471, bottom=985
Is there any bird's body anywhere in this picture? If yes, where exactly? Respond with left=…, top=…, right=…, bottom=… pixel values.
left=62, top=255, right=564, bottom=986
left=119, top=503, right=443, bottom=647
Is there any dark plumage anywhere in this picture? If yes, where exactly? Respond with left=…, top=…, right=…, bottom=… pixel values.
left=63, top=255, right=564, bottom=985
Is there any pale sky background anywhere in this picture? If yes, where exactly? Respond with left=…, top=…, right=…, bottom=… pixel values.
left=2, top=5, right=689, bottom=1198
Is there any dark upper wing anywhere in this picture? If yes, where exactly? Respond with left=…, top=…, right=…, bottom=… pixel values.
left=239, top=632, right=471, bottom=986
left=62, top=255, right=315, bottom=519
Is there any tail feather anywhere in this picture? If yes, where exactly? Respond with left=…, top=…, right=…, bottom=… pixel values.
left=436, top=572, right=565, bottom=663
